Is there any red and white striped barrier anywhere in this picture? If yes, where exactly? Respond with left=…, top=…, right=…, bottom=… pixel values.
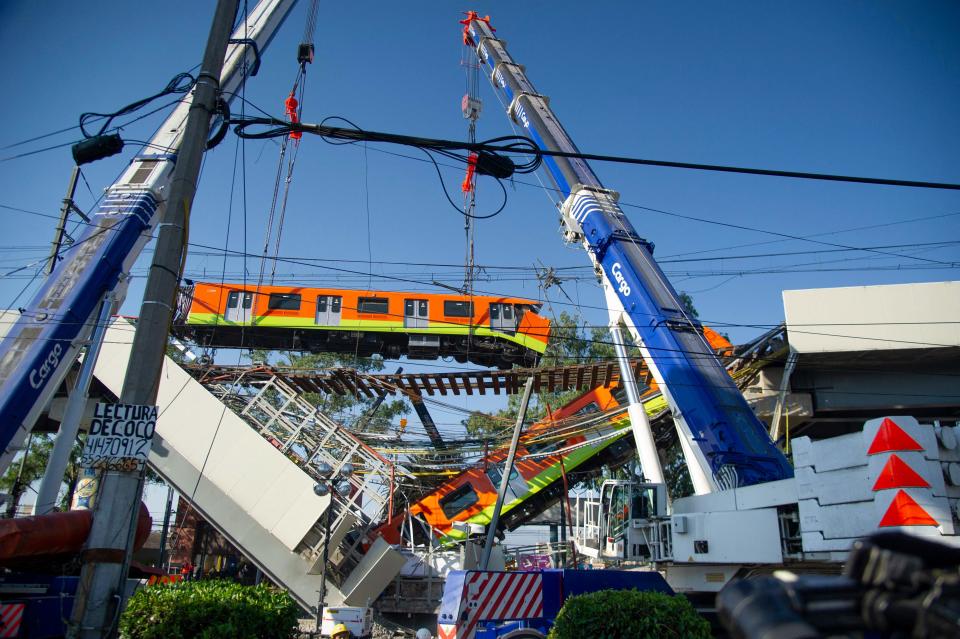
left=0, top=603, right=24, bottom=638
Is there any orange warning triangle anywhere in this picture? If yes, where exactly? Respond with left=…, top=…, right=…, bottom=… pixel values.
left=878, top=490, right=938, bottom=527
left=867, top=418, right=924, bottom=455
left=872, top=454, right=930, bottom=491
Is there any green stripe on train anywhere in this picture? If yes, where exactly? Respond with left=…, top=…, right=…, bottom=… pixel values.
left=185, top=312, right=547, bottom=353
left=441, top=397, right=668, bottom=543
left=440, top=431, right=628, bottom=543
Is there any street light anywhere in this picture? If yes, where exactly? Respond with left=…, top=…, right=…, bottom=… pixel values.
left=313, top=461, right=354, bottom=630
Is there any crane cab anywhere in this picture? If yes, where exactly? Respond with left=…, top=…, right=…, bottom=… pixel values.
left=576, top=479, right=669, bottom=563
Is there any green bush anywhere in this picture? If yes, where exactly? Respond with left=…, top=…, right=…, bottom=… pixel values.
left=119, top=579, right=300, bottom=639
left=547, top=589, right=711, bottom=639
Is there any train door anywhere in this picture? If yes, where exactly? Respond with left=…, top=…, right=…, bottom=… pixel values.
left=404, top=299, right=428, bottom=328
left=315, top=295, right=342, bottom=326
left=224, top=290, right=253, bottom=322
left=489, top=303, right=517, bottom=334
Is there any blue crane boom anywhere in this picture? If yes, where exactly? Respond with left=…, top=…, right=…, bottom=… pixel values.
left=462, top=14, right=792, bottom=491
left=0, top=0, right=298, bottom=475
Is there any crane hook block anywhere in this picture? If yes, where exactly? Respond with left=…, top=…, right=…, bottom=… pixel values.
left=297, top=43, right=314, bottom=65
left=72, top=133, right=124, bottom=166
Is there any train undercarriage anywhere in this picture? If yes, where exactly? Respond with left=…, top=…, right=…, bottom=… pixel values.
left=177, top=324, right=540, bottom=369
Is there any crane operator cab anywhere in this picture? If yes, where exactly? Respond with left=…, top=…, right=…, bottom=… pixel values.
left=597, top=480, right=669, bottom=562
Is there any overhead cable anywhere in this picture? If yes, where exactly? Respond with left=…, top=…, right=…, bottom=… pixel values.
left=230, top=116, right=960, bottom=191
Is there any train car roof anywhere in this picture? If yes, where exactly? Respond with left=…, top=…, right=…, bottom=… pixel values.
left=188, top=281, right=543, bottom=307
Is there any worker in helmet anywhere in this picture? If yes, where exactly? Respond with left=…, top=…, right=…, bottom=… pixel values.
left=416, top=629, right=433, bottom=639
left=330, top=623, right=351, bottom=639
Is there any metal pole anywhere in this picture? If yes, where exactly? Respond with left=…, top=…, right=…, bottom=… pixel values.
left=68, top=2, right=240, bottom=636
left=47, top=167, right=80, bottom=276
left=158, top=485, right=175, bottom=571
left=558, top=456, right=578, bottom=568
left=387, top=466, right=395, bottom=527
left=6, top=433, right=34, bottom=518
left=480, top=377, right=534, bottom=569
left=770, top=347, right=799, bottom=443
left=35, top=296, right=112, bottom=515
left=316, top=497, right=333, bottom=629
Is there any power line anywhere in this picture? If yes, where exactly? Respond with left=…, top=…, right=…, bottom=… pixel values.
left=234, top=116, right=960, bottom=192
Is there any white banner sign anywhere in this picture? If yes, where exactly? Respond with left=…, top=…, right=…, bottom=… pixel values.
left=81, top=403, right=158, bottom=471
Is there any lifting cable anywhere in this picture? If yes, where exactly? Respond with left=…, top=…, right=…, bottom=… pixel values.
left=460, top=29, right=483, bottom=363
left=256, top=0, right=319, bottom=288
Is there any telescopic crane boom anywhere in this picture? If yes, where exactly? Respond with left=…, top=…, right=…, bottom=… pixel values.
left=461, top=13, right=792, bottom=493
left=0, top=0, right=298, bottom=475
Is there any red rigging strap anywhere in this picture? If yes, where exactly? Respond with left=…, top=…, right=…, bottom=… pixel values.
left=285, top=91, right=302, bottom=140
left=462, top=152, right=478, bottom=193
left=460, top=11, right=494, bottom=45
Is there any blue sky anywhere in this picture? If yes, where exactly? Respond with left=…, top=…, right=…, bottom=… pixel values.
left=1, top=1, right=958, bottom=433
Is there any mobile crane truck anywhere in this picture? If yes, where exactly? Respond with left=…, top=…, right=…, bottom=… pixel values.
left=432, top=12, right=960, bottom=638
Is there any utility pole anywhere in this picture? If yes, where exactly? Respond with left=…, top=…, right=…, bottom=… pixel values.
left=68, top=1, right=240, bottom=636
left=47, top=167, right=88, bottom=276
left=480, top=377, right=535, bottom=569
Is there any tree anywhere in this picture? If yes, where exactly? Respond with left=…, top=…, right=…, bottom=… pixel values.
left=661, top=439, right=694, bottom=499
left=59, top=437, right=87, bottom=510
left=0, top=433, right=91, bottom=516
left=0, top=435, right=53, bottom=517
left=677, top=291, right=700, bottom=320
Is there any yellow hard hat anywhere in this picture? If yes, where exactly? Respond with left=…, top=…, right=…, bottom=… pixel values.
left=331, top=623, right=350, bottom=637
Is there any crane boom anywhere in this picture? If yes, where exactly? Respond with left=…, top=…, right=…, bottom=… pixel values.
left=0, top=0, right=298, bottom=475
left=462, top=14, right=792, bottom=491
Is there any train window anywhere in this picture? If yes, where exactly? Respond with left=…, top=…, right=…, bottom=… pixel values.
left=502, top=305, right=513, bottom=320
left=612, top=386, right=628, bottom=406
left=267, top=293, right=301, bottom=310
left=358, top=297, right=389, bottom=314
left=439, top=483, right=479, bottom=519
left=526, top=438, right=564, bottom=456
left=574, top=401, right=600, bottom=417
left=485, top=464, right=521, bottom=488
left=227, top=291, right=239, bottom=309
left=489, top=305, right=499, bottom=320
left=444, top=300, right=473, bottom=317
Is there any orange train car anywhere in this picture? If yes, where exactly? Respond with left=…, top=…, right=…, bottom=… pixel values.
left=176, top=282, right=551, bottom=368
left=375, top=385, right=636, bottom=545
left=373, top=327, right=733, bottom=544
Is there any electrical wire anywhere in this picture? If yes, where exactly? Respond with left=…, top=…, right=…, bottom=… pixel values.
left=79, top=73, right=195, bottom=138
left=230, top=115, right=960, bottom=191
